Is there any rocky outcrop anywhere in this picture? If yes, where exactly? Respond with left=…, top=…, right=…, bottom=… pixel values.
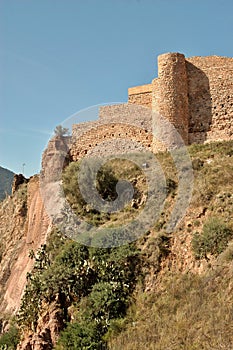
left=17, top=302, right=64, bottom=350
left=40, top=136, right=71, bottom=183
left=0, top=175, right=51, bottom=315
left=12, top=174, right=28, bottom=195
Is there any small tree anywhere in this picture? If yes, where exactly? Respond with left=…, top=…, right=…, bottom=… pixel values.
left=54, top=125, right=70, bottom=137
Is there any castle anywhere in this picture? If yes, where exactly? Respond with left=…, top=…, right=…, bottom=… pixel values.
left=69, top=52, right=233, bottom=161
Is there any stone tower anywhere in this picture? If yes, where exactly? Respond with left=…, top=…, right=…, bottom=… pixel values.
left=152, top=53, right=189, bottom=145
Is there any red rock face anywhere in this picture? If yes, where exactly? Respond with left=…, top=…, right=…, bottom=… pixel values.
left=17, top=302, right=63, bottom=350
left=0, top=176, right=51, bottom=315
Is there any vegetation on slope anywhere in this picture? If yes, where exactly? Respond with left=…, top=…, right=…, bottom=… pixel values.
left=62, top=156, right=149, bottom=227
left=108, top=140, right=233, bottom=350
left=17, top=229, right=141, bottom=349
left=0, top=324, right=19, bottom=350
left=108, top=266, right=233, bottom=350
left=0, top=140, right=233, bottom=349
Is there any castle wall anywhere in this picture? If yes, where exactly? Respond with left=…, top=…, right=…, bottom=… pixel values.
left=71, top=104, right=153, bottom=161
left=68, top=52, right=233, bottom=161
left=70, top=123, right=152, bottom=160
left=128, top=84, right=152, bottom=108
left=186, top=56, right=233, bottom=143
left=98, top=103, right=152, bottom=130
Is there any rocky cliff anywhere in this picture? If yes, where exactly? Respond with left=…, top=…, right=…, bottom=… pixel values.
left=0, top=175, right=51, bottom=316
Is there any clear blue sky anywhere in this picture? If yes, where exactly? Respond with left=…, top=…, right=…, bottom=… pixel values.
left=1, top=0, right=233, bottom=177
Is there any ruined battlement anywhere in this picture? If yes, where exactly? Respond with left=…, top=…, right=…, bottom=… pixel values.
left=69, top=52, right=233, bottom=161
left=128, top=52, right=233, bottom=145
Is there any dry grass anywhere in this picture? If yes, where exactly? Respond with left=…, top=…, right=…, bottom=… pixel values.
left=109, top=265, right=233, bottom=350
left=107, top=140, right=233, bottom=350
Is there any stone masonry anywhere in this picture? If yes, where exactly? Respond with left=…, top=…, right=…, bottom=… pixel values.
left=43, top=52, right=233, bottom=165
left=129, top=52, right=233, bottom=146
left=70, top=104, right=153, bottom=161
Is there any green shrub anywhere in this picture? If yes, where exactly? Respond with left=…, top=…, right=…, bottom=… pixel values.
left=192, top=217, right=233, bottom=259
left=56, top=279, right=133, bottom=350
left=87, top=282, right=127, bottom=322
left=18, top=240, right=97, bottom=327
left=18, top=226, right=141, bottom=349
left=62, top=160, right=118, bottom=218
left=0, top=325, right=19, bottom=349
left=56, top=321, right=106, bottom=350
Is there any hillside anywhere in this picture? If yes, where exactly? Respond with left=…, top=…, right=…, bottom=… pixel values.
left=0, top=166, right=14, bottom=201
left=0, top=140, right=233, bottom=349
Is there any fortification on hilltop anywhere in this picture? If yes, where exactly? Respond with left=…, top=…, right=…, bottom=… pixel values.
left=45, top=52, right=233, bottom=164
left=128, top=52, right=233, bottom=145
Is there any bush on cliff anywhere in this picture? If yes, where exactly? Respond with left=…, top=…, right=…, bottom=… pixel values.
left=192, top=217, right=233, bottom=259
left=0, top=325, right=19, bottom=349
left=17, top=228, right=141, bottom=349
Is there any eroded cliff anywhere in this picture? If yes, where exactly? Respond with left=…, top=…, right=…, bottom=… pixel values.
left=0, top=175, right=51, bottom=316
